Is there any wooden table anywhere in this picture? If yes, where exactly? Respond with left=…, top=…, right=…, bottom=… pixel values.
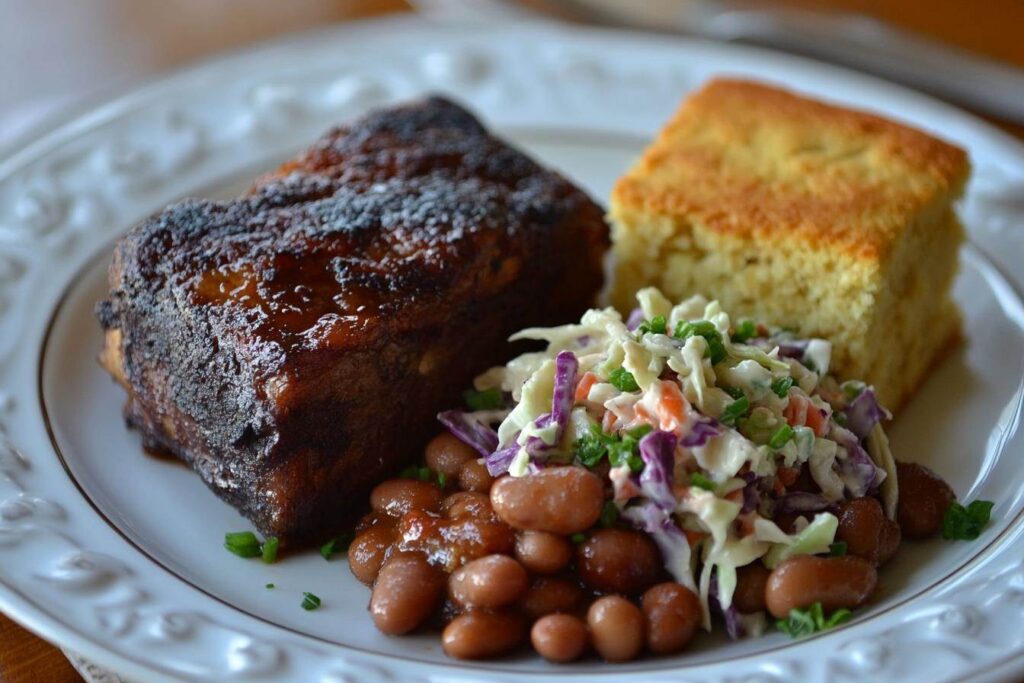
left=1, top=1, right=1021, bottom=681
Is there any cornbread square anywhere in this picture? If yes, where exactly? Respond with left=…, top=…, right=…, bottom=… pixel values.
left=610, top=79, right=969, bottom=413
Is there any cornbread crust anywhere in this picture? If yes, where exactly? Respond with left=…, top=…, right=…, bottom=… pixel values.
left=610, top=79, right=970, bottom=413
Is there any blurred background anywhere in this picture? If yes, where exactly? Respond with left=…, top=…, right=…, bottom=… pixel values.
left=1, top=1, right=1023, bottom=681
left=3, top=0, right=1024, bottom=154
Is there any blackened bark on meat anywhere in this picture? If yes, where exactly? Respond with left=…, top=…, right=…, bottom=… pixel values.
left=97, top=96, right=608, bottom=545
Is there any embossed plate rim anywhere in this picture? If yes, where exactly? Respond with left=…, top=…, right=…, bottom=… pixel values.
left=1, top=13, right=1024, bottom=683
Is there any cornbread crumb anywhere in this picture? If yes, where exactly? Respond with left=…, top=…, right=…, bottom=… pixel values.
left=610, top=79, right=970, bottom=412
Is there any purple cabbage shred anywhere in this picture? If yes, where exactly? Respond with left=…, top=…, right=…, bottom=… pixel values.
left=681, top=419, right=722, bottom=448
left=437, top=410, right=499, bottom=457
left=842, top=387, right=892, bottom=439
left=638, top=430, right=678, bottom=510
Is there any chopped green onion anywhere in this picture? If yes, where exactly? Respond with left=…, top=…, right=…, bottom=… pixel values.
left=828, top=541, right=848, bottom=556
left=840, top=380, right=867, bottom=403
left=437, top=471, right=447, bottom=488
left=320, top=532, right=353, bottom=560
left=674, top=320, right=727, bottom=364
left=570, top=532, right=587, bottom=544
left=301, top=592, right=322, bottom=611
left=265, top=583, right=275, bottom=589
left=463, top=387, right=503, bottom=411
left=771, top=376, right=794, bottom=398
left=261, top=536, right=280, bottom=564
left=399, top=464, right=432, bottom=481
left=574, top=424, right=650, bottom=471
left=599, top=501, right=620, bottom=528
left=607, top=439, right=644, bottom=473
left=573, top=424, right=610, bottom=467
left=626, top=424, right=654, bottom=440
left=731, top=319, right=757, bottom=343
left=689, top=472, right=717, bottom=492
left=723, top=386, right=746, bottom=400
left=608, top=367, right=640, bottom=392
left=942, top=500, right=994, bottom=541
left=768, top=424, right=796, bottom=449
left=720, top=395, right=750, bottom=427
left=224, top=531, right=262, bottom=559
left=638, top=315, right=668, bottom=336
left=776, top=602, right=852, bottom=638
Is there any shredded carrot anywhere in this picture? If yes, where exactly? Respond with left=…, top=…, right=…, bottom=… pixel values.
left=777, top=466, right=799, bottom=487
left=804, top=406, right=828, bottom=436
left=574, top=372, right=598, bottom=403
left=736, top=513, right=757, bottom=537
left=655, top=381, right=688, bottom=432
left=773, top=478, right=786, bottom=496
left=684, top=529, right=708, bottom=547
left=784, top=394, right=809, bottom=427
left=725, top=489, right=744, bottom=504
left=601, top=409, right=616, bottom=432
left=634, top=403, right=654, bottom=424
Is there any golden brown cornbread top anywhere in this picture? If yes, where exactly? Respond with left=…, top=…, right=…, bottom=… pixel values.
left=612, top=79, right=970, bottom=261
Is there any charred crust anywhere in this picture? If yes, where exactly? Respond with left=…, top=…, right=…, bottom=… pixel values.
left=97, top=96, right=609, bottom=544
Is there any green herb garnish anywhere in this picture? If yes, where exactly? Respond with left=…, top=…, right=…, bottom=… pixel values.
left=224, top=531, right=262, bottom=558
left=463, top=387, right=503, bottom=411
left=437, top=471, right=447, bottom=488
left=638, top=315, right=668, bottom=336
left=942, top=500, right=994, bottom=541
left=573, top=424, right=649, bottom=472
left=599, top=501, right=620, bottom=528
left=723, top=386, right=746, bottom=400
left=776, top=602, right=852, bottom=638
left=689, top=472, right=717, bottom=492
left=608, top=367, right=640, bottom=392
left=301, top=592, right=322, bottom=611
left=320, top=532, right=354, bottom=560
left=265, top=583, right=275, bottom=589
left=829, top=541, right=848, bottom=556
left=261, top=536, right=279, bottom=564
left=574, top=424, right=611, bottom=467
left=771, top=376, right=794, bottom=398
left=731, top=319, right=757, bottom=343
left=720, top=395, right=750, bottom=427
left=569, top=533, right=587, bottom=544
left=768, top=424, right=796, bottom=449
left=399, top=464, right=432, bottom=481
left=674, top=320, right=727, bottom=364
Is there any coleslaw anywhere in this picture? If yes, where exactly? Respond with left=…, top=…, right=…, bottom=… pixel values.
left=441, top=287, right=899, bottom=634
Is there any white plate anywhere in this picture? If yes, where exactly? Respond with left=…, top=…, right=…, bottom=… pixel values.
left=3, top=15, right=1024, bottom=683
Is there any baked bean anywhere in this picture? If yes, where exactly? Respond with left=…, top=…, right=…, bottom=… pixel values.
left=371, top=479, right=443, bottom=518
left=442, top=491, right=498, bottom=522
left=398, top=509, right=515, bottom=572
left=355, top=511, right=395, bottom=534
left=490, top=466, right=604, bottom=534
left=370, top=551, right=445, bottom=635
left=577, top=529, right=663, bottom=594
left=521, top=577, right=586, bottom=620
left=732, top=563, right=769, bottom=614
left=515, top=531, right=572, bottom=575
left=442, top=611, right=525, bottom=660
left=425, top=433, right=476, bottom=479
left=459, top=459, right=495, bottom=493
left=837, top=497, right=901, bottom=565
left=449, top=555, right=528, bottom=609
left=765, top=555, right=877, bottom=619
left=587, top=595, right=645, bottom=662
left=896, top=461, right=956, bottom=539
left=348, top=524, right=397, bottom=585
left=641, top=582, right=701, bottom=655
left=531, top=614, right=589, bottom=663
